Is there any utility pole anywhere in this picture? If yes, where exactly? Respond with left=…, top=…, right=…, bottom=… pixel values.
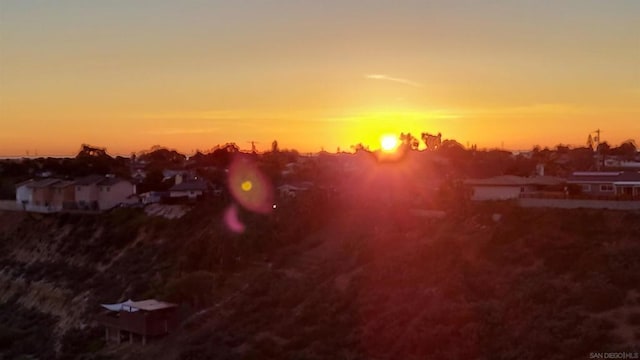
left=246, top=141, right=259, bottom=153
left=588, top=129, right=603, bottom=170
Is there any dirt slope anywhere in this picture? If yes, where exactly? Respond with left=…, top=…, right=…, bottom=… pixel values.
left=1, top=204, right=639, bottom=359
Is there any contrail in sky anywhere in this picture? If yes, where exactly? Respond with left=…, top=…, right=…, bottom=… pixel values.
left=365, top=74, right=423, bottom=88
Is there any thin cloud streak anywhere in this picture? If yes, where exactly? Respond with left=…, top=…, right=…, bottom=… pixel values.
left=136, top=110, right=306, bottom=123
left=365, top=74, right=424, bottom=88
left=147, top=127, right=220, bottom=135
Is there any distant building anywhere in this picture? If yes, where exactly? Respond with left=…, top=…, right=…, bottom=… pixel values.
left=139, top=191, right=168, bottom=204
left=604, top=158, right=640, bottom=170
left=168, top=179, right=209, bottom=200
left=15, top=179, right=34, bottom=210
left=162, top=169, right=194, bottom=182
left=51, top=180, right=75, bottom=211
left=97, top=177, right=137, bottom=210
left=465, top=175, right=565, bottom=201
left=567, top=171, right=640, bottom=198
left=74, top=175, right=104, bottom=210
left=16, top=175, right=137, bottom=212
left=98, top=299, right=178, bottom=345
left=15, top=178, right=60, bottom=212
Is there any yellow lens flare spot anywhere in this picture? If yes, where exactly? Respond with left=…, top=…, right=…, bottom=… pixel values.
left=228, top=155, right=274, bottom=214
left=380, top=135, right=398, bottom=152
left=241, top=180, right=253, bottom=192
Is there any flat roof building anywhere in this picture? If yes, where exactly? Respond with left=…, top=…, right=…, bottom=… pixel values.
left=98, top=299, right=178, bottom=345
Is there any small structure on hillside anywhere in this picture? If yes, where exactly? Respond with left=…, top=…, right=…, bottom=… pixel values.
left=97, top=299, right=178, bottom=345
left=139, top=191, right=168, bottom=204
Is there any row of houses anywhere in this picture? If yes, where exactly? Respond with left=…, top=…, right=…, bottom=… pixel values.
left=16, top=175, right=136, bottom=213
left=465, top=171, right=640, bottom=201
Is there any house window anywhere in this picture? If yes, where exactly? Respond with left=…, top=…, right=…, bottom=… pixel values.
left=600, top=184, right=614, bottom=192
left=581, top=184, right=591, bottom=192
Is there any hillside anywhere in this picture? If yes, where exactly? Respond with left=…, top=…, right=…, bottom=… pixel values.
left=1, top=200, right=639, bottom=359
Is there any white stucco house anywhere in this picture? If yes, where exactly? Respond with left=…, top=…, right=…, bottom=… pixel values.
left=15, top=179, right=35, bottom=209
left=51, top=180, right=76, bottom=211
left=15, top=178, right=63, bottom=213
left=74, top=175, right=105, bottom=210
left=465, top=175, right=565, bottom=201
left=16, top=175, right=137, bottom=212
left=97, top=177, right=138, bottom=210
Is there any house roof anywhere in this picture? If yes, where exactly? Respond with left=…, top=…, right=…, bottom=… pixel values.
left=567, top=171, right=640, bottom=184
left=17, top=176, right=132, bottom=189
left=74, top=175, right=106, bottom=186
left=126, top=299, right=177, bottom=312
left=529, top=176, right=567, bottom=186
left=169, top=180, right=209, bottom=192
left=464, top=175, right=565, bottom=187
left=100, top=299, right=177, bottom=312
left=98, top=177, right=128, bottom=186
left=52, top=180, right=75, bottom=188
left=101, top=299, right=137, bottom=312
left=15, top=179, right=35, bottom=188
left=29, top=178, right=62, bottom=188
left=74, top=175, right=130, bottom=187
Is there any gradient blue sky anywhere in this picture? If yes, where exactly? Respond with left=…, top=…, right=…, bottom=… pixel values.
left=1, top=0, right=639, bottom=155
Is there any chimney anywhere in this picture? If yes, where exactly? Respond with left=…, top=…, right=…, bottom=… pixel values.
left=536, top=163, right=545, bottom=177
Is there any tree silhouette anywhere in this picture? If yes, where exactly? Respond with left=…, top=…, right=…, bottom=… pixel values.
left=399, top=133, right=419, bottom=150
left=138, top=147, right=186, bottom=165
left=611, top=140, right=637, bottom=160
left=596, top=141, right=610, bottom=155
left=350, top=143, right=369, bottom=152
left=421, top=132, right=442, bottom=151
left=77, top=144, right=109, bottom=159
left=222, top=143, right=240, bottom=153
left=73, top=144, right=116, bottom=176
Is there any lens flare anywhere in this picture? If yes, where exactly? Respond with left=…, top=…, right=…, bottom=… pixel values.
left=228, top=155, right=274, bottom=214
left=224, top=204, right=245, bottom=233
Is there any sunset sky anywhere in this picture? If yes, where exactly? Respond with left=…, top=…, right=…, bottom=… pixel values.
left=1, top=0, right=639, bottom=156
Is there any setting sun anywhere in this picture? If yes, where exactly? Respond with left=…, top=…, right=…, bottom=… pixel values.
left=380, top=135, right=398, bottom=152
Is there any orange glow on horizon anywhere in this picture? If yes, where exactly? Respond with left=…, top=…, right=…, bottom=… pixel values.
left=1, top=2, right=638, bottom=156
